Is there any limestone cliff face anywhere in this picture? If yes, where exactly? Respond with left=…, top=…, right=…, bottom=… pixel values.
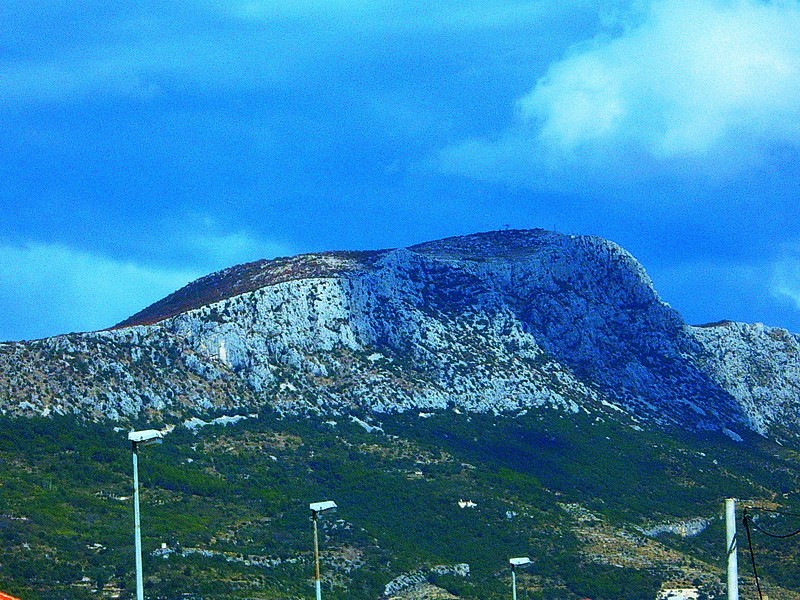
left=0, top=229, right=798, bottom=437
left=689, top=321, right=800, bottom=435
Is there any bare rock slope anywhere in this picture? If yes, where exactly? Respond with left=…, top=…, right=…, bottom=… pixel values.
left=1, top=229, right=798, bottom=436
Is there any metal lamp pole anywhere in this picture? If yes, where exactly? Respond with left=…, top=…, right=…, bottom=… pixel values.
left=509, top=557, right=531, bottom=600
left=132, top=443, right=144, bottom=600
left=511, top=564, right=518, bottom=600
left=309, top=500, right=337, bottom=600
left=129, top=430, right=163, bottom=600
left=312, top=511, right=322, bottom=600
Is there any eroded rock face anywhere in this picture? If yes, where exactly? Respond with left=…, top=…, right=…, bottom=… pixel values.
left=1, top=229, right=798, bottom=437
left=689, top=321, right=800, bottom=435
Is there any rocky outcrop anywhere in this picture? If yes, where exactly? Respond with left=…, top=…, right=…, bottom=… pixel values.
left=0, top=326, right=259, bottom=420
left=383, top=564, right=470, bottom=598
left=690, top=321, right=800, bottom=435
left=0, top=229, right=798, bottom=436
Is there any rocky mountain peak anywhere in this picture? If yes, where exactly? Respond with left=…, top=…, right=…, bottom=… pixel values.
left=114, top=249, right=385, bottom=329
left=116, top=229, right=650, bottom=328
left=409, top=228, right=558, bottom=258
left=1, top=229, right=800, bottom=439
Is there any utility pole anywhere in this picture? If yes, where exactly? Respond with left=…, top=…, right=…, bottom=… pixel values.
left=511, top=566, right=518, bottom=600
left=726, top=498, right=739, bottom=600
left=312, top=511, right=321, bottom=600
left=129, top=429, right=163, bottom=600
left=509, top=557, right=531, bottom=600
left=132, top=443, right=143, bottom=600
left=309, top=500, right=337, bottom=600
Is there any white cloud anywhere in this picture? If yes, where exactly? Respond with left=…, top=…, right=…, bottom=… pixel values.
left=0, top=227, right=293, bottom=341
left=183, top=228, right=292, bottom=268
left=171, top=214, right=293, bottom=268
left=0, top=242, right=199, bottom=341
left=0, top=36, right=272, bottom=103
left=220, top=0, right=383, bottom=20
left=0, top=0, right=604, bottom=103
left=219, top=0, right=566, bottom=29
left=441, top=0, right=800, bottom=187
left=772, top=245, right=800, bottom=310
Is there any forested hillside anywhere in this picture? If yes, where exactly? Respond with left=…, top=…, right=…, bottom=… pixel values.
left=2, top=410, right=800, bottom=600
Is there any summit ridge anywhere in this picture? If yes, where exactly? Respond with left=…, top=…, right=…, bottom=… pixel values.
left=0, top=229, right=799, bottom=438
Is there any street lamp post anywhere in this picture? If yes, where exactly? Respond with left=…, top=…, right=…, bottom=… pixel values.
left=309, top=500, right=337, bottom=600
left=129, top=429, right=163, bottom=600
left=509, top=557, right=531, bottom=600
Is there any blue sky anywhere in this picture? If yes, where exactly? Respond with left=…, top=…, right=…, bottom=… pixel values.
left=3, top=0, right=800, bottom=341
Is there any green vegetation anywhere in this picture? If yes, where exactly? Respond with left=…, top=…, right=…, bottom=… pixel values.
left=0, top=410, right=799, bottom=600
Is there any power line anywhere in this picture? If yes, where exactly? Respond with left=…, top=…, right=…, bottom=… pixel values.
left=742, top=507, right=800, bottom=539
left=741, top=506, right=800, bottom=600
left=742, top=511, right=765, bottom=600
left=743, top=506, right=800, bottom=520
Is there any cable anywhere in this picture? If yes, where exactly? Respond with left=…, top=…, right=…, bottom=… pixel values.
left=743, top=509, right=800, bottom=539
left=742, top=511, right=765, bottom=600
left=747, top=519, right=800, bottom=539
left=744, top=506, right=800, bottom=519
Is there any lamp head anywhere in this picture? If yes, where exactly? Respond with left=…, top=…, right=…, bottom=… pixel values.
left=509, top=557, right=531, bottom=567
left=128, top=429, right=163, bottom=447
left=309, top=500, right=337, bottom=515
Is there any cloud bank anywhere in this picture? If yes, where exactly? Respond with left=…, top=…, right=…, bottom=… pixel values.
left=178, top=219, right=293, bottom=268
left=772, top=244, right=800, bottom=311
left=0, top=0, right=586, bottom=104
left=0, top=243, right=198, bottom=342
left=440, top=0, right=800, bottom=188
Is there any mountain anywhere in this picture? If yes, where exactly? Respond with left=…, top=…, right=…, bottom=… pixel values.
left=1, top=229, right=799, bottom=437
left=3, top=230, right=800, bottom=600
